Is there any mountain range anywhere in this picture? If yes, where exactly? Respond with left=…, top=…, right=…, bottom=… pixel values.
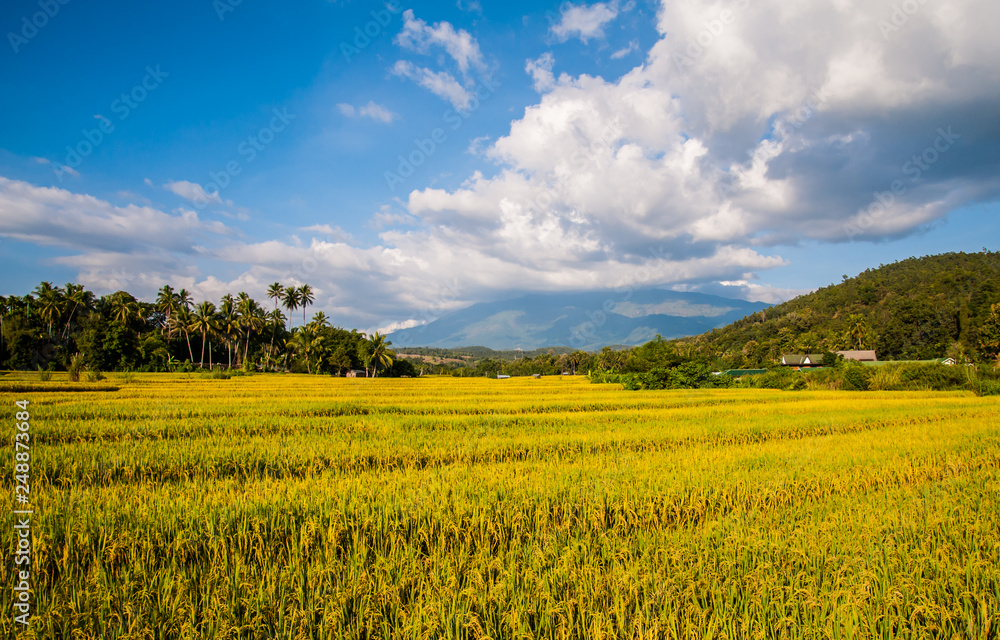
left=388, top=289, right=769, bottom=351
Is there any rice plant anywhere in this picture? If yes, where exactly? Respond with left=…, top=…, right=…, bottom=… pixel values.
left=2, top=375, right=997, bottom=638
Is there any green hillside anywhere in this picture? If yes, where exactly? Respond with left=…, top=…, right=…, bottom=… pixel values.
left=674, top=251, right=1000, bottom=368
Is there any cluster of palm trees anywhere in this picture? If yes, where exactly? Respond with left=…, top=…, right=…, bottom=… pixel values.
left=3, top=280, right=400, bottom=375
left=157, top=283, right=318, bottom=370
left=266, top=283, right=315, bottom=330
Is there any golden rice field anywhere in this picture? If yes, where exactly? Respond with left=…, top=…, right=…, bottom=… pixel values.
left=2, top=373, right=999, bottom=639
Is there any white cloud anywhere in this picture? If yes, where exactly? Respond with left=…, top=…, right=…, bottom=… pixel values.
left=359, top=101, right=398, bottom=124
left=31, top=157, right=80, bottom=178
left=525, top=53, right=556, bottom=92
left=338, top=101, right=398, bottom=123
left=456, top=0, right=481, bottom=13
left=611, top=40, right=638, bottom=59
left=164, top=180, right=230, bottom=207
left=8, top=0, right=1000, bottom=331
left=551, top=2, right=619, bottom=44
left=0, top=177, right=233, bottom=298
left=391, top=61, right=473, bottom=111
left=300, top=224, right=353, bottom=242
left=396, top=9, right=487, bottom=76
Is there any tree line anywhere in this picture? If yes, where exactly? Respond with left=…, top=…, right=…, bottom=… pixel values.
left=0, top=282, right=415, bottom=377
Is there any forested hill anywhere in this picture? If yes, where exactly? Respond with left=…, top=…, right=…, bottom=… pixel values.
left=674, top=251, right=1000, bottom=367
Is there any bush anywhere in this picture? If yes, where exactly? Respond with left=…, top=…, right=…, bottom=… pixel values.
left=740, top=369, right=794, bottom=390
left=868, top=364, right=903, bottom=391
left=85, top=369, right=105, bottom=382
left=199, top=368, right=231, bottom=380
left=37, top=365, right=52, bottom=382
left=841, top=361, right=872, bottom=391
left=68, top=354, right=84, bottom=382
left=977, top=380, right=1000, bottom=396
left=786, top=376, right=807, bottom=391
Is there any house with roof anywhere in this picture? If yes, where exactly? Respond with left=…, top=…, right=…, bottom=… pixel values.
left=780, top=354, right=825, bottom=368
left=837, top=350, right=878, bottom=362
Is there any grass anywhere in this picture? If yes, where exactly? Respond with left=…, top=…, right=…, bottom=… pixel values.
left=1, top=374, right=998, bottom=639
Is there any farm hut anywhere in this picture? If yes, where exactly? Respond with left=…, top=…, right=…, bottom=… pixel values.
left=346, top=370, right=367, bottom=378
left=780, top=354, right=825, bottom=367
left=836, top=350, right=878, bottom=362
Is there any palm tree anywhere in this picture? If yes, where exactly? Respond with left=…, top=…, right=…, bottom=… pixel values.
left=264, top=309, right=286, bottom=370
left=191, top=301, right=218, bottom=368
left=847, top=314, right=870, bottom=350
left=0, top=296, right=7, bottom=343
left=219, top=297, right=239, bottom=369
left=35, top=282, right=64, bottom=337
left=298, top=284, right=315, bottom=326
left=310, top=311, right=329, bottom=328
left=173, top=306, right=196, bottom=364
left=109, top=292, right=140, bottom=327
left=366, top=332, right=394, bottom=378
left=290, top=326, right=323, bottom=374
left=238, top=297, right=265, bottom=367
left=266, top=283, right=284, bottom=312
left=155, top=285, right=178, bottom=338
left=177, top=288, right=193, bottom=312
left=281, top=287, right=301, bottom=331
left=60, top=284, right=92, bottom=341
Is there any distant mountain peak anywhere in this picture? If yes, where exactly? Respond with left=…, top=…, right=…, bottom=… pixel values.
left=388, top=288, right=767, bottom=350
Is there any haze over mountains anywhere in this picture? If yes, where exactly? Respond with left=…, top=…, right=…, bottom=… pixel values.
left=388, top=289, right=768, bottom=351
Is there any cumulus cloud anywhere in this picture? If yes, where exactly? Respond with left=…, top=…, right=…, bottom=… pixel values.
left=526, top=52, right=556, bottom=92
left=397, top=0, right=1000, bottom=301
left=551, top=2, right=619, bottom=44
left=7, top=0, right=1000, bottom=333
left=0, top=177, right=236, bottom=298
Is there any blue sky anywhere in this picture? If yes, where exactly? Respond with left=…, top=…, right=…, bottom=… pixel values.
left=2, top=0, right=999, bottom=333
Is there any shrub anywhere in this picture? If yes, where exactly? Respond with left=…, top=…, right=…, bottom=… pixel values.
left=199, top=368, right=231, bottom=380
left=37, top=365, right=53, bottom=382
left=841, top=361, right=872, bottom=391
left=68, top=354, right=84, bottom=382
left=868, top=364, right=903, bottom=391
left=85, top=369, right=105, bottom=382
left=786, top=376, right=807, bottom=391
